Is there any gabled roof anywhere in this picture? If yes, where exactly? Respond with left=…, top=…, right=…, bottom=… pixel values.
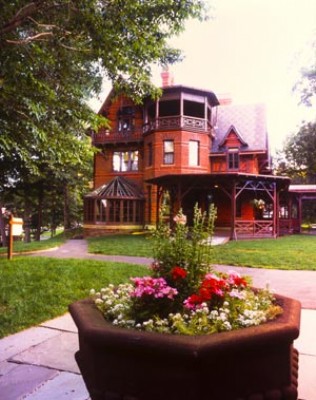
left=218, top=125, right=248, bottom=148
left=212, top=103, right=268, bottom=153
left=86, top=176, right=144, bottom=199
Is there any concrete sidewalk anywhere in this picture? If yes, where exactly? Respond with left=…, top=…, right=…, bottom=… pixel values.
left=0, top=310, right=315, bottom=400
left=0, top=239, right=315, bottom=399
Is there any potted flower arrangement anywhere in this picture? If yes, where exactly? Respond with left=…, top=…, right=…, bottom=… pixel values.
left=69, top=204, right=301, bottom=400
left=252, top=199, right=266, bottom=210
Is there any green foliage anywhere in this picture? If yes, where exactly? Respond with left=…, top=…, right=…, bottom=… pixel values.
left=0, top=0, right=207, bottom=167
left=0, top=257, right=148, bottom=338
left=278, top=121, right=316, bottom=183
left=293, top=38, right=316, bottom=107
left=151, top=204, right=217, bottom=291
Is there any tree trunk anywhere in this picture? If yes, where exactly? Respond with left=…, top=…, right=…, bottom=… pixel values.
left=63, top=183, right=71, bottom=231
left=0, top=203, right=7, bottom=247
left=35, top=186, right=43, bottom=241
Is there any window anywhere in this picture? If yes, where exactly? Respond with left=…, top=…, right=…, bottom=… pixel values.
left=183, top=100, right=204, bottom=118
left=147, top=143, right=153, bottom=166
left=189, top=140, right=199, bottom=166
left=228, top=148, right=239, bottom=170
left=113, top=151, right=138, bottom=171
left=118, top=106, right=134, bottom=133
left=159, top=100, right=180, bottom=117
left=163, top=140, right=174, bottom=164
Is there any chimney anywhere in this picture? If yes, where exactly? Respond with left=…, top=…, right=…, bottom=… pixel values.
left=161, top=66, right=174, bottom=87
left=217, top=93, right=233, bottom=106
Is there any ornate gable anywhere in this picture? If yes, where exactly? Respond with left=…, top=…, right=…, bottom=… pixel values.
left=212, top=103, right=267, bottom=153
left=218, top=125, right=248, bottom=149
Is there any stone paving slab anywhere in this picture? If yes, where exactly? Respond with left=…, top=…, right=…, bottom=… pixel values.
left=297, top=354, right=316, bottom=400
left=214, top=264, right=316, bottom=309
left=295, top=309, right=316, bottom=356
left=0, top=364, right=58, bottom=400
left=0, top=360, right=19, bottom=377
left=23, top=371, right=90, bottom=400
left=0, top=327, right=61, bottom=363
left=12, top=331, right=80, bottom=374
left=40, top=313, right=77, bottom=333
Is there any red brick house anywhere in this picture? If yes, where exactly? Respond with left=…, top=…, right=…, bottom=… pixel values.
left=84, top=73, right=299, bottom=239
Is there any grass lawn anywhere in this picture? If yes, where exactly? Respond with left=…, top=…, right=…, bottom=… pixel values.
left=210, top=235, right=316, bottom=270
left=1, top=233, right=315, bottom=338
left=88, top=233, right=316, bottom=271
left=0, top=257, right=148, bottom=339
left=88, top=233, right=153, bottom=257
left=0, top=232, right=66, bottom=255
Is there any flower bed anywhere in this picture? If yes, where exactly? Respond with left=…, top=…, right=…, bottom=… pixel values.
left=90, top=205, right=282, bottom=335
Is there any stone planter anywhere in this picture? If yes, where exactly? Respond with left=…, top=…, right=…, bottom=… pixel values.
left=69, top=294, right=301, bottom=400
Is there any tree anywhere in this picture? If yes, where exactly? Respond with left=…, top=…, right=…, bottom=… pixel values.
left=277, top=122, right=316, bottom=183
left=275, top=37, right=316, bottom=183
left=0, top=0, right=207, bottom=244
left=293, top=40, right=316, bottom=107
left=1, top=0, right=206, bottom=168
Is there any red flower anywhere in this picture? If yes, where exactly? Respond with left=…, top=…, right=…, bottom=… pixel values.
left=171, top=266, right=187, bottom=280
left=200, top=275, right=227, bottom=298
left=184, top=293, right=204, bottom=310
left=228, top=272, right=248, bottom=288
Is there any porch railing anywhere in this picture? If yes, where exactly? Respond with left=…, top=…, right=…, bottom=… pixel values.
left=234, top=220, right=274, bottom=238
left=279, top=218, right=300, bottom=234
left=92, top=127, right=143, bottom=145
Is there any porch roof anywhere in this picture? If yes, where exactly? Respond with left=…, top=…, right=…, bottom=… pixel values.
left=146, top=172, right=290, bottom=190
left=289, top=184, right=316, bottom=193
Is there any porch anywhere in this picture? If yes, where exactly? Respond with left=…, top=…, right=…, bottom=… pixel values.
left=146, top=172, right=291, bottom=240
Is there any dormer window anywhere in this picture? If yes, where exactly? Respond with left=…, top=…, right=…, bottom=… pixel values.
left=118, top=106, right=135, bottom=133
left=228, top=148, right=239, bottom=170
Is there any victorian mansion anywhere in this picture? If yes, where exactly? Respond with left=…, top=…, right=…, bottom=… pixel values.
left=83, top=71, right=313, bottom=239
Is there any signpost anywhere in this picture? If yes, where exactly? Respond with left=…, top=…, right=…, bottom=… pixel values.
left=8, top=216, right=23, bottom=260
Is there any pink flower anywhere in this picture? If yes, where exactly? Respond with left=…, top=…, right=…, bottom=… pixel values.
left=173, top=214, right=187, bottom=225
left=130, top=277, right=178, bottom=300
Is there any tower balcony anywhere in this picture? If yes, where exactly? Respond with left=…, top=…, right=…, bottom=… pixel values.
left=91, top=127, right=144, bottom=146
left=143, top=116, right=213, bottom=135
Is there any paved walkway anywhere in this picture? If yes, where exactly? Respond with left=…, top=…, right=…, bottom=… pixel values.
left=0, top=239, right=315, bottom=399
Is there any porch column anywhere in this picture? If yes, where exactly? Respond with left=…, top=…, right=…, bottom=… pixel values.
left=180, top=92, right=183, bottom=129
left=298, top=194, right=302, bottom=233
left=231, top=181, right=236, bottom=240
left=155, top=100, right=159, bottom=130
left=156, top=185, right=163, bottom=226
left=274, top=185, right=278, bottom=238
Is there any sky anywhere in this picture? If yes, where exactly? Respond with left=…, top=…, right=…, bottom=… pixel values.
left=91, top=0, right=316, bottom=153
